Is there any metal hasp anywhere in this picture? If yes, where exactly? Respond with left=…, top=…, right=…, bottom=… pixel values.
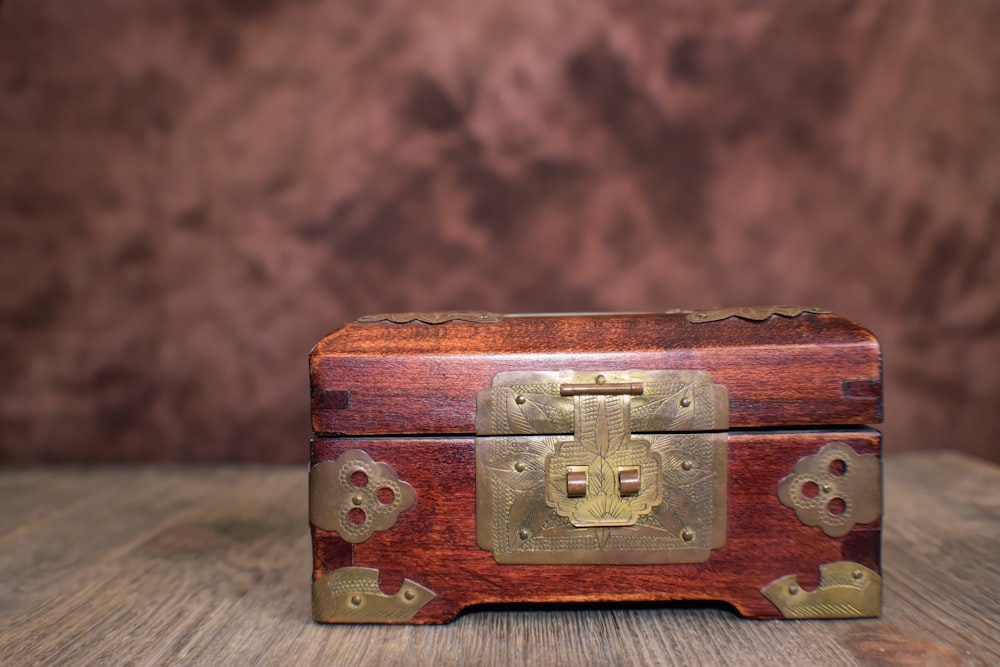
left=476, top=369, right=728, bottom=564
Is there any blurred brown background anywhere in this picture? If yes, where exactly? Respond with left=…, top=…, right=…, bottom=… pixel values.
left=0, top=1, right=997, bottom=464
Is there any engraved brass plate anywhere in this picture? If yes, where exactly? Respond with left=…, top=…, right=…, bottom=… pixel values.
left=687, top=305, right=831, bottom=323
left=761, top=561, right=882, bottom=619
left=476, top=370, right=728, bottom=564
left=312, top=567, right=436, bottom=623
left=545, top=393, right=663, bottom=527
left=777, top=441, right=882, bottom=537
left=310, top=450, right=416, bottom=544
left=476, top=370, right=729, bottom=435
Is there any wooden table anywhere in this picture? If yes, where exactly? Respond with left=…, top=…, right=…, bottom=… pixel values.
left=1, top=452, right=996, bottom=666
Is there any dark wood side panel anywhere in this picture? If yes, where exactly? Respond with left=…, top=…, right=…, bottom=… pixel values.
left=311, top=313, right=882, bottom=435
left=310, top=428, right=882, bottom=623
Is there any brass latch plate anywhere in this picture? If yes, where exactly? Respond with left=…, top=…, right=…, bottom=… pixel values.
left=476, top=370, right=728, bottom=565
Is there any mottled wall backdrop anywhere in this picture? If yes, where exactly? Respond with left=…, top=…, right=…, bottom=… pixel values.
left=1, top=1, right=997, bottom=464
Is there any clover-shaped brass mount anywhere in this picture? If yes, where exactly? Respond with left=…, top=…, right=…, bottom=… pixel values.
left=777, top=441, right=881, bottom=537
left=310, top=450, right=416, bottom=543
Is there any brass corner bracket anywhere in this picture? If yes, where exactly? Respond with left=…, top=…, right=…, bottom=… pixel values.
left=310, top=449, right=416, bottom=543
left=777, top=441, right=882, bottom=537
left=313, top=567, right=436, bottom=623
left=761, top=561, right=882, bottom=619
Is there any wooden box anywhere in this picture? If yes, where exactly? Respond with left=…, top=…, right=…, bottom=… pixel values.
left=309, top=308, right=883, bottom=623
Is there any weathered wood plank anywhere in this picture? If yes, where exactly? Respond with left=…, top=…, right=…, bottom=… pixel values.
left=0, top=453, right=995, bottom=666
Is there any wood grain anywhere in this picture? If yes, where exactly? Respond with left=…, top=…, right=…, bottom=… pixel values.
left=311, top=313, right=882, bottom=435
left=0, top=453, right=994, bottom=666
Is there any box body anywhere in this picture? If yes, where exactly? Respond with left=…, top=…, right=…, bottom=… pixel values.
left=309, top=309, right=883, bottom=623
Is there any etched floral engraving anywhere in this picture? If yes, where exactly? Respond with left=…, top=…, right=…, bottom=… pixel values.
left=478, top=432, right=726, bottom=564
left=545, top=394, right=662, bottom=527
left=475, top=369, right=729, bottom=565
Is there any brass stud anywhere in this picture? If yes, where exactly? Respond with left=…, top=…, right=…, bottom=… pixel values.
left=404, top=589, right=415, bottom=600
left=515, top=394, right=527, bottom=405
left=680, top=396, right=692, bottom=408
left=514, top=461, right=526, bottom=472
left=595, top=374, right=607, bottom=384
left=821, top=483, right=832, bottom=493
left=681, top=460, right=694, bottom=471
left=852, top=569, right=863, bottom=580
left=518, top=528, right=530, bottom=540
left=788, top=584, right=799, bottom=595
left=681, top=528, right=694, bottom=541
left=351, top=494, right=364, bottom=506
left=350, top=595, right=363, bottom=606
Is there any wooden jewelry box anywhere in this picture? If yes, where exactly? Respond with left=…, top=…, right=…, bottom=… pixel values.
left=308, top=308, right=883, bottom=623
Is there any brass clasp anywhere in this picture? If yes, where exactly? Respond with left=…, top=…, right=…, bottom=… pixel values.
left=475, top=369, right=729, bottom=565
left=546, top=376, right=662, bottom=528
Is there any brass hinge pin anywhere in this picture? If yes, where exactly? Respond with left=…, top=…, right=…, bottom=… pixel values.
left=559, top=382, right=644, bottom=396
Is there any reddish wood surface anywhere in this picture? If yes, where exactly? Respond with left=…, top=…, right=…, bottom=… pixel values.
left=311, top=429, right=882, bottom=623
left=311, top=313, right=882, bottom=435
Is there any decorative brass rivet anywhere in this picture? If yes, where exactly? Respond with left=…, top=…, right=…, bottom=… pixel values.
left=595, top=374, right=606, bottom=384
left=350, top=595, right=363, bottom=606
left=681, top=528, right=694, bottom=541
left=821, top=483, right=832, bottom=493
left=514, top=461, right=526, bottom=472
left=515, top=394, right=527, bottom=405
left=518, top=528, right=530, bottom=540
left=404, top=589, right=415, bottom=600
left=680, top=396, right=692, bottom=407
left=788, top=584, right=799, bottom=595
left=681, top=460, right=693, bottom=471
left=853, top=569, right=863, bottom=580
left=351, top=494, right=364, bottom=506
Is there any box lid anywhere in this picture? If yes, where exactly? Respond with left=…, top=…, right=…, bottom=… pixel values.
left=310, top=308, right=882, bottom=436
